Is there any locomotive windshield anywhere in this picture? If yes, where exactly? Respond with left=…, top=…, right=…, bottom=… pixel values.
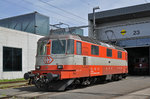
left=37, top=39, right=74, bottom=55
left=52, top=40, right=66, bottom=54
left=134, top=57, right=148, bottom=63
left=66, top=39, right=74, bottom=54
left=37, top=42, right=47, bottom=55
left=52, top=39, right=74, bottom=54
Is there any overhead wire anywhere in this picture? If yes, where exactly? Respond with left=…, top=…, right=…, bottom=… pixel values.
left=22, top=0, right=87, bottom=24
left=38, top=0, right=88, bottom=21
left=0, top=0, right=31, bottom=19
left=144, top=0, right=149, bottom=3
left=79, top=0, right=95, bottom=7
left=145, top=0, right=147, bottom=3
left=1, top=0, right=89, bottom=26
left=4, top=0, right=31, bottom=11
left=3, top=0, right=78, bottom=25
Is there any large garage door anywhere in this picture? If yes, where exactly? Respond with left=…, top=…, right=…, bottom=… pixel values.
left=125, top=47, right=149, bottom=75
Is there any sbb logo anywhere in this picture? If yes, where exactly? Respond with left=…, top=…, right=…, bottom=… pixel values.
left=43, top=56, right=54, bottom=64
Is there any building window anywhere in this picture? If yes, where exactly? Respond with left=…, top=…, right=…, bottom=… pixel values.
left=107, top=48, right=112, bottom=57
left=76, top=41, right=82, bottom=55
left=91, top=45, right=99, bottom=55
left=3, top=47, right=22, bottom=71
left=118, top=51, right=122, bottom=59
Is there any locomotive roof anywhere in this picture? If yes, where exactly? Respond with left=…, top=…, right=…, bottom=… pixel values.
left=77, top=35, right=125, bottom=51
left=38, top=34, right=125, bottom=51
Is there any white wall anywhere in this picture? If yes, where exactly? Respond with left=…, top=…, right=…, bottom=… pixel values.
left=0, top=27, right=43, bottom=79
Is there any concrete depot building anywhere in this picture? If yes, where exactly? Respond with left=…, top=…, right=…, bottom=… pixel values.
left=0, top=27, right=42, bottom=79
left=0, top=12, right=47, bottom=79
left=88, top=3, right=150, bottom=75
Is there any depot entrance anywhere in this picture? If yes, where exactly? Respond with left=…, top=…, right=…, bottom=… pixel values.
left=125, top=47, right=150, bottom=75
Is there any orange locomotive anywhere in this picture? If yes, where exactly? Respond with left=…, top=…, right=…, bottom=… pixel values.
left=24, top=34, right=128, bottom=91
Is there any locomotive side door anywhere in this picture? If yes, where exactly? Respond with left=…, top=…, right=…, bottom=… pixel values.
left=106, top=48, right=112, bottom=75
left=75, top=41, right=90, bottom=77
left=82, top=42, right=90, bottom=76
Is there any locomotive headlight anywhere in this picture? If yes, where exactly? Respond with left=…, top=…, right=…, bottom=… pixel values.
left=57, top=65, right=63, bottom=69
left=36, top=66, right=41, bottom=70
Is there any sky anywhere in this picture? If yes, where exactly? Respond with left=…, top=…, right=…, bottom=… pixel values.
left=0, top=0, right=150, bottom=36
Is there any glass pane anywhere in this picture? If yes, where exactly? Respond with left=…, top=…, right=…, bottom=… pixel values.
left=3, top=47, right=22, bottom=71
left=3, top=47, right=13, bottom=71
left=91, top=45, right=99, bottom=55
left=67, top=39, right=74, bottom=54
left=118, top=51, right=122, bottom=58
left=37, top=42, right=47, bottom=55
left=12, top=48, right=22, bottom=71
left=135, top=59, right=139, bottom=63
left=76, top=41, right=81, bottom=55
left=141, top=58, right=146, bottom=63
left=0, top=13, right=35, bottom=33
left=52, top=40, right=66, bottom=54
left=107, top=49, right=112, bottom=57
left=35, top=13, right=49, bottom=36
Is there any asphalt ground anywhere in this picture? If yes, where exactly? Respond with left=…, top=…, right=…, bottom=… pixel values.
left=0, top=76, right=150, bottom=99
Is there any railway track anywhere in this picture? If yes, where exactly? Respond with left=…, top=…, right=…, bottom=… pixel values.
left=0, top=80, right=27, bottom=84
left=0, top=81, right=28, bottom=89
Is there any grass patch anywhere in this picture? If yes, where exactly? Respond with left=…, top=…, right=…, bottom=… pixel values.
left=0, top=78, right=25, bottom=82
left=2, top=94, right=6, bottom=97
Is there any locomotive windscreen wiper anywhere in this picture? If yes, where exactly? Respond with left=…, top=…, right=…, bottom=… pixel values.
left=58, top=39, right=64, bottom=47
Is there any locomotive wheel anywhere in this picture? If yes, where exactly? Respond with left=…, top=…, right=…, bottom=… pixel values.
left=112, top=75, right=119, bottom=81
left=99, top=76, right=106, bottom=82
left=122, top=73, right=127, bottom=79
left=118, top=75, right=123, bottom=80
left=90, top=77, right=98, bottom=85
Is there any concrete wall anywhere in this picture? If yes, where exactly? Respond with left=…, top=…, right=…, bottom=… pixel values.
left=0, top=27, right=43, bottom=79
left=92, top=17, right=150, bottom=42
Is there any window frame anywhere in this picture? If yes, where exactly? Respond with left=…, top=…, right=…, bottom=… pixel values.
left=51, top=39, right=67, bottom=54
left=66, top=39, right=74, bottom=54
left=3, top=46, right=22, bottom=72
left=91, top=45, right=99, bottom=55
left=76, top=41, right=82, bottom=55
left=118, top=51, right=122, bottom=59
left=107, top=48, right=112, bottom=57
left=37, top=41, right=47, bottom=55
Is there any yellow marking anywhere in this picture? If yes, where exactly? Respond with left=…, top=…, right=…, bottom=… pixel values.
left=121, top=29, right=126, bottom=35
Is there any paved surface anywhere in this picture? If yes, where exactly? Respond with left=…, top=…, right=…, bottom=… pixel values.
left=0, top=76, right=150, bottom=99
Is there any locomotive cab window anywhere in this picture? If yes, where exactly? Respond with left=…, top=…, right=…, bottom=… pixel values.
left=135, top=58, right=139, bottom=63
left=37, top=42, right=47, bottom=55
left=76, top=41, right=82, bottom=55
left=52, top=40, right=66, bottom=54
left=91, top=45, right=99, bottom=55
left=118, top=51, right=122, bottom=59
left=67, top=39, right=74, bottom=54
left=107, top=48, right=112, bottom=57
left=141, top=58, right=147, bottom=63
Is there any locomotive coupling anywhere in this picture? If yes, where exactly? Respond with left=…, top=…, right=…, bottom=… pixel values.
left=46, top=73, right=59, bottom=81
left=24, top=72, right=35, bottom=80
